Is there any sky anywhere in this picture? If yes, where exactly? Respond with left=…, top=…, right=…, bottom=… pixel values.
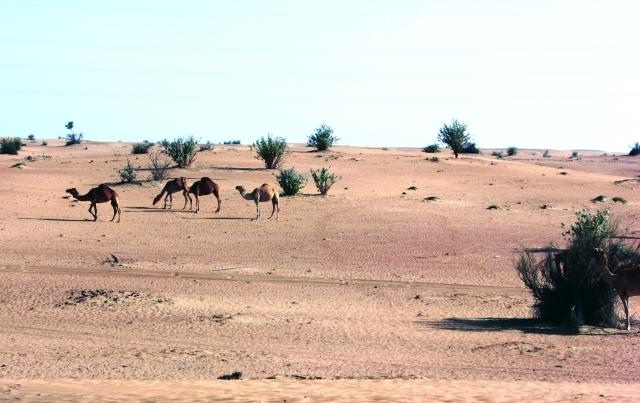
left=1, top=1, right=639, bottom=152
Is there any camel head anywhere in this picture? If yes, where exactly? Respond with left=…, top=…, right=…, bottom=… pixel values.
left=235, top=185, right=245, bottom=194
left=65, top=188, right=79, bottom=197
left=590, top=248, right=608, bottom=267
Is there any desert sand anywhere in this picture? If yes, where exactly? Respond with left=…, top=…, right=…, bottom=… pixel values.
left=1, top=140, right=639, bottom=402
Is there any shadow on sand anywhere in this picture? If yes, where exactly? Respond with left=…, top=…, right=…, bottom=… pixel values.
left=420, top=317, right=582, bottom=336
left=18, top=217, right=93, bottom=222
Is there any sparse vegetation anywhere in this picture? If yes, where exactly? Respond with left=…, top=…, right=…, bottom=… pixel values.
left=0, top=137, right=23, bottom=155
left=162, top=136, right=198, bottom=168
left=487, top=205, right=501, bottom=210
left=27, top=134, right=35, bottom=142
left=42, top=140, right=48, bottom=146
left=437, top=119, right=471, bottom=158
left=64, top=121, right=84, bottom=146
left=572, top=151, right=579, bottom=158
left=251, top=134, right=289, bottom=169
left=276, top=167, right=308, bottom=196
left=491, top=151, right=504, bottom=158
left=559, top=172, right=569, bottom=175
left=310, top=167, right=341, bottom=195
left=117, top=159, right=138, bottom=183
left=516, top=208, right=637, bottom=327
left=132, top=143, right=151, bottom=154
left=382, top=147, right=388, bottom=151
left=223, top=140, right=241, bottom=145
left=543, top=150, right=551, bottom=158
left=307, top=123, right=339, bottom=151
left=591, top=195, right=607, bottom=203
left=507, top=146, right=518, bottom=156
left=612, top=197, right=628, bottom=204
left=629, top=142, right=640, bottom=156
left=407, top=186, right=418, bottom=190
left=425, top=196, right=439, bottom=201
left=422, top=143, right=441, bottom=153
left=460, top=141, right=480, bottom=154
left=148, top=150, right=172, bottom=181
left=199, top=141, right=214, bottom=152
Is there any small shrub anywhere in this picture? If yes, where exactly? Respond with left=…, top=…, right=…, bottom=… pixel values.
left=491, top=151, right=504, bottom=158
left=199, top=141, right=214, bottom=151
left=28, top=134, right=36, bottom=142
left=148, top=150, right=171, bottom=181
left=487, top=205, right=501, bottom=210
left=251, top=134, right=289, bottom=169
left=425, top=196, right=439, bottom=201
left=407, top=186, right=418, bottom=190
left=42, top=140, right=48, bottom=146
left=382, top=147, right=388, bottom=151
left=276, top=167, right=308, bottom=196
left=543, top=150, right=551, bottom=158
left=132, top=143, right=151, bottom=154
left=307, top=123, right=339, bottom=151
left=159, top=139, right=170, bottom=152
left=612, top=197, right=628, bottom=204
left=572, top=151, right=579, bottom=158
left=629, top=142, right=640, bottom=156
left=559, top=171, right=569, bottom=175
left=64, top=121, right=83, bottom=146
left=223, top=140, right=241, bottom=145
left=310, top=167, right=341, bottom=195
left=507, top=146, right=518, bottom=156
left=460, top=141, right=480, bottom=154
left=117, top=159, right=138, bottom=183
left=163, top=136, right=198, bottom=168
left=422, top=143, right=441, bottom=153
left=0, top=137, right=23, bottom=155
left=591, top=195, right=607, bottom=203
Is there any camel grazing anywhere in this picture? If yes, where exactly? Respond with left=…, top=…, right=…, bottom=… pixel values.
left=591, top=248, right=640, bottom=330
left=235, top=183, right=279, bottom=220
left=152, top=177, right=192, bottom=209
left=65, top=184, right=121, bottom=222
left=185, top=177, right=221, bottom=213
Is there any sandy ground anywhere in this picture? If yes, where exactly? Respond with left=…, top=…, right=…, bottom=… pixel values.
left=1, top=140, right=639, bottom=401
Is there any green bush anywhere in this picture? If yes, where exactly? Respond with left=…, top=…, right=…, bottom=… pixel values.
left=516, top=208, right=639, bottom=327
left=491, top=151, right=504, bottom=158
left=276, top=167, right=308, bottom=196
left=460, top=141, right=480, bottom=154
left=507, top=146, right=518, bottom=156
left=27, top=134, right=36, bottom=142
left=307, top=123, right=339, bottom=151
left=571, top=151, right=579, bottom=158
left=422, top=143, right=441, bottom=153
left=310, top=167, right=341, bottom=195
left=162, top=136, right=198, bottom=168
left=64, top=121, right=83, bottom=146
left=117, top=159, right=138, bottom=182
left=629, top=142, right=640, bottom=156
left=437, top=119, right=471, bottom=158
left=0, top=137, right=22, bottom=155
left=132, top=143, right=151, bottom=154
left=223, top=140, right=241, bottom=145
left=251, top=134, right=289, bottom=169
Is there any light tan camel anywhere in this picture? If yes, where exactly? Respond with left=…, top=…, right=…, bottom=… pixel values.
left=185, top=177, right=221, bottom=213
left=591, top=248, right=640, bottom=330
left=65, top=184, right=121, bottom=222
left=152, top=177, right=192, bottom=209
left=235, top=183, right=279, bottom=220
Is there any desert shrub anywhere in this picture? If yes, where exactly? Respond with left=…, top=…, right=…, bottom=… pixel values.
left=310, top=167, right=341, bottom=195
left=571, top=151, right=579, bottom=158
left=491, top=151, right=504, bottom=158
left=422, top=143, right=441, bottom=153
left=276, top=167, right=308, bottom=196
left=612, top=197, right=628, bottom=204
left=516, top=208, right=639, bottom=327
left=437, top=119, right=471, bottom=158
left=132, top=143, right=151, bottom=154
left=42, top=140, right=48, bottom=146
left=307, top=123, right=339, bottom=151
left=27, top=134, right=35, bottom=142
left=507, top=146, right=518, bottom=156
left=0, top=137, right=23, bottom=155
left=251, top=134, right=289, bottom=169
left=199, top=141, right=214, bottom=151
left=629, top=142, right=640, bottom=156
left=223, top=140, right=241, bottom=145
left=159, top=139, right=170, bottom=152
left=64, top=121, right=83, bottom=146
left=148, top=150, right=171, bottom=181
left=543, top=150, right=551, bottom=158
left=460, top=141, right=480, bottom=154
left=117, top=159, right=138, bottom=183
left=163, top=136, right=198, bottom=168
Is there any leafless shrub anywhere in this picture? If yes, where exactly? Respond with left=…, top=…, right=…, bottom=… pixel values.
left=148, top=150, right=171, bottom=181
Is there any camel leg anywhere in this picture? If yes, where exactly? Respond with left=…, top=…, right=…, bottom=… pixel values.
left=255, top=200, right=260, bottom=220
left=89, top=203, right=97, bottom=221
left=168, top=192, right=173, bottom=209
left=622, top=296, right=630, bottom=330
left=215, top=196, right=221, bottom=213
left=110, top=198, right=121, bottom=223
left=182, top=191, right=192, bottom=210
left=268, top=200, right=279, bottom=220
left=194, top=193, right=200, bottom=213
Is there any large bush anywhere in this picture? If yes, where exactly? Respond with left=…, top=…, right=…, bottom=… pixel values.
left=460, top=141, right=480, bottom=154
left=437, top=119, right=471, bottom=158
left=132, top=143, right=151, bottom=154
left=629, top=142, right=640, bottom=156
left=0, top=137, right=23, bottom=155
left=307, top=123, right=339, bottom=151
left=422, top=143, right=441, bottom=153
left=507, top=146, right=518, bottom=156
left=251, top=134, right=289, bottom=169
left=516, top=208, right=640, bottom=327
left=276, top=167, right=308, bottom=196
left=310, top=167, right=341, bottom=195
left=163, top=136, right=198, bottom=168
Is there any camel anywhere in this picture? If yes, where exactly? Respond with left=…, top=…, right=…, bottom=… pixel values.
left=152, top=177, right=192, bottom=209
left=65, top=184, right=121, bottom=222
left=235, top=183, right=279, bottom=220
left=185, top=177, right=221, bottom=214
left=591, top=248, right=640, bottom=330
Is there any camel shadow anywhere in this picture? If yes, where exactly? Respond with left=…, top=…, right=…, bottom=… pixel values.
left=420, top=317, right=581, bottom=335
left=179, top=216, right=248, bottom=220
left=18, top=217, right=94, bottom=222
left=123, top=206, right=194, bottom=213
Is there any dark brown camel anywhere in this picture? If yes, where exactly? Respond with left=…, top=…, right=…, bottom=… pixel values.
left=152, top=177, right=192, bottom=209
left=65, top=184, right=121, bottom=222
left=591, top=248, right=640, bottom=330
left=185, top=177, right=221, bottom=213
left=235, top=183, right=279, bottom=220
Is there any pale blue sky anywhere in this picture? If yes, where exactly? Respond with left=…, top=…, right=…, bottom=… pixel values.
left=1, top=1, right=639, bottom=152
